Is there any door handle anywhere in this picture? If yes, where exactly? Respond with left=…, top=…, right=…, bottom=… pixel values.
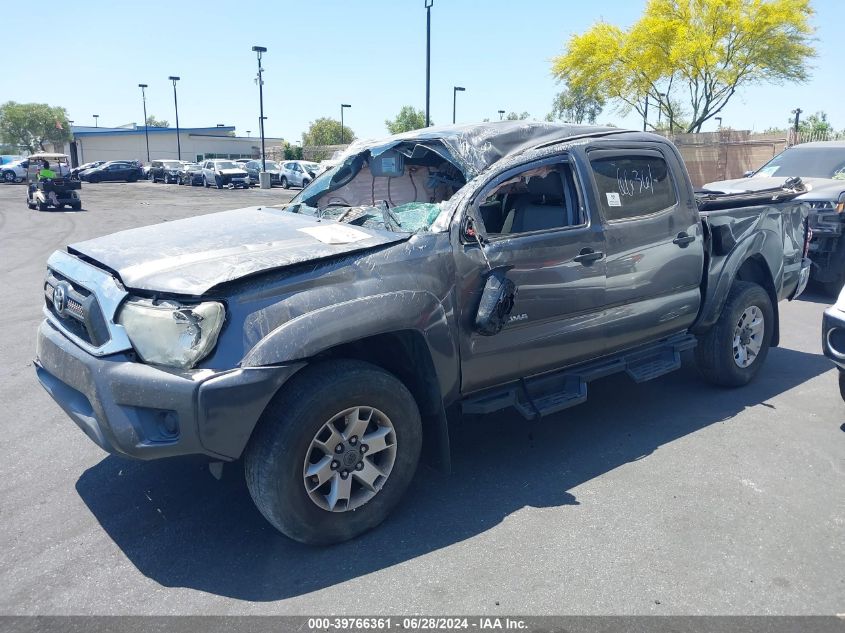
left=573, top=248, right=604, bottom=265
left=673, top=232, right=695, bottom=247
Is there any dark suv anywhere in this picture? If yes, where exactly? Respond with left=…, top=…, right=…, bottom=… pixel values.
left=148, top=159, right=184, bottom=184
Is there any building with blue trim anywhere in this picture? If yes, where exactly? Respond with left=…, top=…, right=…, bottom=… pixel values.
left=53, top=124, right=284, bottom=166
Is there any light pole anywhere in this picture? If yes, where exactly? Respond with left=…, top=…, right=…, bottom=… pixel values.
left=642, top=95, right=649, bottom=132
left=715, top=116, right=723, bottom=129
left=452, top=86, right=465, bottom=124
left=791, top=108, right=803, bottom=143
left=138, top=84, right=150, bottom=162
left=425, top=0, right=433, bottom=127
left=252, top=46, right=267, bottom=172
left=498, top=109, right=505, bottom=121
left=168, top=76, right=181, bottom=160
left=246, top=130, right=251, bottom=138
left=93, top=114, right=99, bottom=128
left=657, top=92, right=666, bottom=127
left=340, top=104, right=351, bottom=143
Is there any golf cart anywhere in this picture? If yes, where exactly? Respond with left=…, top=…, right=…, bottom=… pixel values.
left=26, top=153, right=81, bottom=211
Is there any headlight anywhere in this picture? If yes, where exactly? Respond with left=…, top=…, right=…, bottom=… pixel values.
left=117, top=299, right=225, bottom=368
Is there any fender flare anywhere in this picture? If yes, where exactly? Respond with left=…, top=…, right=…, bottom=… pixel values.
left=241, top=290, right=460, bottom=471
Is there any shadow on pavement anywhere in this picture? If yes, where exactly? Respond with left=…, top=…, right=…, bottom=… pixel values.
left=75, top=346, right=831, bottom=601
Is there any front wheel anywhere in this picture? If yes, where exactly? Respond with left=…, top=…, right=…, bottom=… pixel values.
left=695, top=281, right=774, bottom=387
left=203, top=176, right=210, bottom=188
left=3, top=171, right=16, bottom=183
left=280, top=176, right=288, bottom=189
left=245, top=359, right=422, bottom=545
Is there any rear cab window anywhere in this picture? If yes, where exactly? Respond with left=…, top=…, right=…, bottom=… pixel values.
left=589, top=153, right=678, bottom=221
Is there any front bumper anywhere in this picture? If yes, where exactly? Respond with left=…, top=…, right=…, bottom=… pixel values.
left=35, top=319, right=304, bottom=460
left=822, top=307, right=845, bottom=371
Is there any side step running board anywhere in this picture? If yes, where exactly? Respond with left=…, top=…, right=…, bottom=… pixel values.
left=462, top=333, right=697, bottom=420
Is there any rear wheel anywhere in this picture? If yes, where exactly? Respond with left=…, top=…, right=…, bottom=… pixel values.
left=203, top=176, right=210, bottom=188
left=302, top=178, right=310, bottom=188
left=3, top=171, right=16, bottom=183
left=215, top=175, right=223, bottom=189
left=280, top=176, right=288, bottom=189
left=696, top=281, right=774, bottom=387
left=245, top=359, right=422, bottom=545
left=37, top=201, right=48, bottom=211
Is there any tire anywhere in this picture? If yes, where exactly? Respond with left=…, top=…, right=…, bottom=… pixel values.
left=177, top=176, right=183, bottom=185
left=71, top=202, right=81, bottom=211
left=302, top=178, right=310, bottom=188
left=695, top=281, right=774, bottom=387
left=203, top=176, right=210, bottom=188
left=280, top=176, right=288, bottom=189
left=245, top=359, right=422, bottom=545
left=215, top=175, right=223, bottom=189
left=3, top=171, right=16, bottom=183
left=37, top=201, right=47, bottom=211
left=148, top=172, right=155, bottom=182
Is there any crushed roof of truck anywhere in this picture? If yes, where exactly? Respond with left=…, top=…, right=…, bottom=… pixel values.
left=339, top=121, right=626, bottom=177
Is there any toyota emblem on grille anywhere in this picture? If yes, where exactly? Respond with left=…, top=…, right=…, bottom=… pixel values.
left=52, top=283, right=69, bottom=316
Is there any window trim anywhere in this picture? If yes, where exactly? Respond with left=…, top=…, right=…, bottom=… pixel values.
left=586, top=148, right=680, bottom=224
left=465, top=153, right=591, bottom=243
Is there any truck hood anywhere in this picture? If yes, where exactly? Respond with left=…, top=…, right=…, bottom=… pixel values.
left=67, top=206, right=408, bottom=295
left=703, top=175, right=845, bottom=201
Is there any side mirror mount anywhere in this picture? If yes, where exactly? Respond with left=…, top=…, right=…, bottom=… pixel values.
left=743, top=170, right=754, bottom=178
left=475, top=266, right=517, bottom=336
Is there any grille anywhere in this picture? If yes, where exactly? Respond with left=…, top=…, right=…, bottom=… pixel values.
left=44, top=270, right=110, bottom=347
left=807, top=201, right=835, bottom=210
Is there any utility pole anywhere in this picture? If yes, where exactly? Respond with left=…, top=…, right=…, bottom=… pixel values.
left=642, top=95, right=649, bottom=132
left=252, top=46, right=267, bottom=172
left=425, top=0, right=433, bottom=127
left=452, top=86, right=465, bottom=124
left=168, top=76, right=181, bottom=160
left=792, top=108, right=803, bottom=143
left=138, top=84, right=150, bottom=163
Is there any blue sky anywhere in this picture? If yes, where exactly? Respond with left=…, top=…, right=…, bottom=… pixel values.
left=4, top=0, right=843, bottom=142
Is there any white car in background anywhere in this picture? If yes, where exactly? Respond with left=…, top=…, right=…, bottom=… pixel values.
left=2, top=160, right=27, bottom=183
left=3, top=159, right=69, bottom=183
left=200, top=159, right=250, bottom=189
left=279, top=160, right=320, bottom=189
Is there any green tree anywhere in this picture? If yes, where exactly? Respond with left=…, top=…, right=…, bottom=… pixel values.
left=505, top=111, right=531, bottom=121
left=0, top=101, right=72, bottom=152
left=795, top=111, right=834, bottom=136
left=283, top=141, right=303, bottom=160
left=145, top=115, right=169, bottom=128
left=548, top=86, right=605, bottom=124
left=302, top=117, right=356, bottom=147
left=385, top=106, right=429, bottom=134
left=551, top=0, right=815, bottom=133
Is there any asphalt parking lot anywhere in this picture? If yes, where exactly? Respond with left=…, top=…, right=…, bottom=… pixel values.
left=0, top=180, right=843, bottom=616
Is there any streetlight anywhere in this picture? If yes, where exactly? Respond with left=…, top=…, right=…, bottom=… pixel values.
left=252, top=45, right=267, bottom=172
left=246, top=130, right=251, bottom=138
left=715, top=116, right=723, bottom=129
left=425, top=0, right=433, bottom=127
left=340, top=104, right=351, bottom=143
left=452, top=86, right=465, bottom=124
left=657, top=92, right=666, bottom=127
left=93, top=114, right=99, bottom=127
left=168, top=76, right=181, bottom=160
left=138, top=84, right=150, bottom=163
left=498, top=110, right=505, bottom=120
left=791, top=108, right=802, bottom=143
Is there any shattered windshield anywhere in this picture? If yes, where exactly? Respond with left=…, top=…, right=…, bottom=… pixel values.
left=755, top=146, right=845, bottom=179
left=287, top=142, right=465, bottom=233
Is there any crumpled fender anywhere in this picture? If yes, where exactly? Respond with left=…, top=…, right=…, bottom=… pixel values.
left=240, top=289, right=460, bottom=405
left=694, top=219, right=786, bottom=336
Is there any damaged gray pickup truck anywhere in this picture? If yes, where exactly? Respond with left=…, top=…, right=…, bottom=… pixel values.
left=35, top=122, right=811, bottom=544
